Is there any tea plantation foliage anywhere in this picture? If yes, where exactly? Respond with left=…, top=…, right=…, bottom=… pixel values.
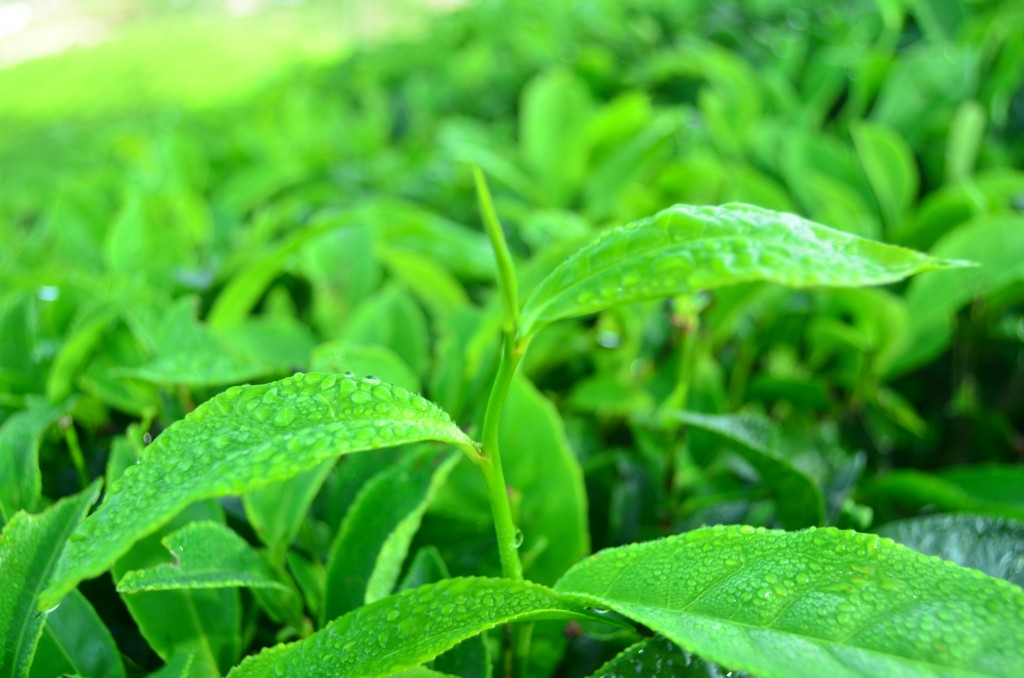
left=1, top=1, right=1023, bottom=677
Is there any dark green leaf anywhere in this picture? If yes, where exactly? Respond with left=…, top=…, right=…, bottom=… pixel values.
left=664, top=411, right=825, bottom=528
left=0, top=398, right=64, bottom=524
left=324, top=450, right=459, bottom=622
left=0, top=483, right=98, bottom=678
left=29, top=590, right=125, bottom=678
left=593, top=635, right=747, bottom=677
left=877, top=515, right=1024, bottom=587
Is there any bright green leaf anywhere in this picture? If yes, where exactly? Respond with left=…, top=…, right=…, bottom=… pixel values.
left=851, top=122, right=918, bottom=233
left=117, top=521, right=291, bottom=593
left=0, top=483, right=98, bottom=678
left=518, top=203, right=966, bottom=339
left=228, top=578, right=595, bottom=677
left=323, top=450, right=459, bottom=622
left=556, top=525, right=1024, bottom=678
left=41, top=372, right=476, bottom=610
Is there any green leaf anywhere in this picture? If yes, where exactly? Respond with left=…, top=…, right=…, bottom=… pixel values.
left=228, top=578, right=594, bottom=677
left=147, top=653, right=195, bottom=678
left=323, top=450, right=459, bottom=622
left=861, top=467, right=1024, bottom=522
left=124, top=298, right=315, bottom=387
left=41, top=372, right=477, bottom=610
left=877, top=515, right=1024, bottom=586
left=517, top=203, right=966, bottom=339
left=0, top=397, right=64, bottom=524
left=112, top=502, right=240, bottom=676
left=664, top=411, right=825, bottom=529
left=244, top=460, right=334, bottom=561
left=29, top=589, right=125, bottom=678
left=593, top=635, right=746, bottom=677
left=208, top=215, right=349, bottom=329
left=520, top=68, right=594, bottom=206
left=556, top=525, right=1024, bottom=678
left=344, top=284, right=431, bottom=379
left=500, top=377, right=589, bottom=585
left=946, top=101, right=985, bottom=183
left=0, top=483, right=98, bottom=678
left=117, top=521, right=290, bottom=593
left=851, top=122, right=918, bottom=233
left=311, top=341, right=420, bottom=392
left=895, top=216, right=1024, bottom=374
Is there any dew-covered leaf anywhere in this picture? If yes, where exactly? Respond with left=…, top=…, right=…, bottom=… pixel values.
left=29, top=590, right=125, bottom=678
left=117, top=521, right=290, bottom=593
left=593, top=635, right=748, bottom=678
left=228, top=578, right=595, bottom=677
left=556, top=525, right=1024, bottom=678
left=311, top=341, right=420, bottom=392
left=877, top=515, right=1024, bottom=587
left=41, top=372, right=476, bottom=609
left=323, top=450, right=459, bottom=622
left=0, top=483, right=98, bottom=678
left=518, top=203, right=966, bottom=339
left=663, top=411, right=825, bottom=529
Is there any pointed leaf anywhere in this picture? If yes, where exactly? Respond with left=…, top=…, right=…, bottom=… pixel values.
left=324, top=450, right=459, bottom=622
left=556, top=525, right=1024, bottom=678
left=29, top=590, right=125, bottom=678
left=228, top=578, right=595, bottom=677
left=0, top=483, right=98, bottom=678
left=117, top=521, right=290, bottom=593
left=112, top=502, right=239, bottom=675
left=42, top=372, right=476, bottom=609
left=518, top=203, right=967, bottom=339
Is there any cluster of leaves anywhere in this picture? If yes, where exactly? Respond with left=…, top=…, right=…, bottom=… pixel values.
left=1, top=0, right=1023, bottom=676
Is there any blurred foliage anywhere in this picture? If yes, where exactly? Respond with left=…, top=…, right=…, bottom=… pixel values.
left=1, top=0, right=1023, bottom=674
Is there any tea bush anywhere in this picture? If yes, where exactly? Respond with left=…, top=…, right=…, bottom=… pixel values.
left=1, top=1, right=1023, bottom=676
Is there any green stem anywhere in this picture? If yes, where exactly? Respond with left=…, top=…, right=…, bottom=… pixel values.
left=663, top=314, right=701, bottom=411
left=474, top=166, right=520, bottom=336
left=477, top=337, right=525, bottom=582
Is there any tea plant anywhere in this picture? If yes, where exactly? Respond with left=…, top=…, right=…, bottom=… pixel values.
left=2, top=1, right=1024, bottom=676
